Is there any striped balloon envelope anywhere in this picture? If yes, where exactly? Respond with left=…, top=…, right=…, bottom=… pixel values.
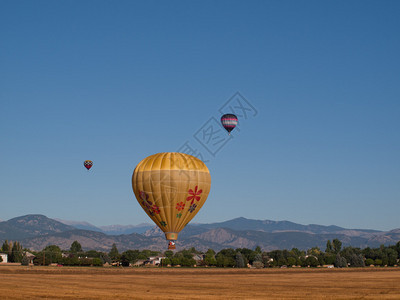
left=221, top=113, right=238, bottom=135
left=132, top=152, right=211, bottom=249
left=83, top=160, right=93, bottom=170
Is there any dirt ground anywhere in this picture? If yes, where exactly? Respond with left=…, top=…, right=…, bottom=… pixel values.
left=1, top=265, right=400, bottom=299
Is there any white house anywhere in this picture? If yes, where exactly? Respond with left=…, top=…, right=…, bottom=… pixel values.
left=0, top=253, right=8, bottom=263
left=145, top=256, right=166, bottom=266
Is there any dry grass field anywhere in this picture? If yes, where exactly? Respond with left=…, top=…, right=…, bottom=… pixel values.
left=1, top=265, right=400, bottom=299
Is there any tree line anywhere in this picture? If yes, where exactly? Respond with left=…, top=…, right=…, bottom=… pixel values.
left=1, top=239, right=400, bottom=268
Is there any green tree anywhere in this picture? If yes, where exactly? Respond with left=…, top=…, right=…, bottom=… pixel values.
left=236, top=248, right=254, bottom=264
left=386, top=248, right=398, bottom=266
left=180, top=257, right=196, bottom=267
left=109, top=243, right=120, bottom=262
left=164, top=250, right=174, bottom=259
left=340, top=246, right=360, bottom=261
left=162, top=257, right=172, bottom=266
left=290, top=248, right=304, bottom=257
left=216, top=249, right=235, bottom=267
left=332, top=239, right=342, bottom=254
left=120, top=250, right=140, bottom=266
left=33, top=252, right=52, bottom=266
left=348, top=254, right=365, bottom=267
left=171, top=257, right=181, bottom=266
left=296, top=257, right=303, bottom=266
left=43, top=245, right=62, bottom=264
left=395, top=241, right=400, bottom=259
left=317, top=254, right=325, bottom=266
left=235, top=252, right=246, bottom=268
left=362, top=247, right=377, bottom=261
left=334, top=254, right=347, bottom=268
left=305, top=256, right=319, bottom=267
left=10, top=241, right=23, bottom=263
left=287, top=257, right=297, bottom=266
left=268, top=250, right=286, bottom=266
left=253, top=253, right=262, bottom=263
left=307, top=247, right=321, bottom=257
left=326, top=240, right=333, bottom=253
left=204, top=249, right=217, bottom=266
left=100, top=253, right=111, bottom=264
left=205, top=249, right=215, bottom=256
left=277, top=257, right=288, bottom=267
left=381, top=255, right=389, bottom=266
left=138, top=249, right=160, bottom=260
left=262, top=252, right=273, bottom=267
left=179, top=248, right=197, bottom=260
left=85, top=250, right=103, bottom=258
left=1, top=240, right=11, bottom=254
left=187, top=247, right=200, bottom=254
left=70, top=241, right=82, bottom=253
left=288, top=248, right=304, bottom=267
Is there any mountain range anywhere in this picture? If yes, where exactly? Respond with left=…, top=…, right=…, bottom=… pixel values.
left=54, top=219, right=153, bottom=235
left=1, top=215, right=399, bottom=252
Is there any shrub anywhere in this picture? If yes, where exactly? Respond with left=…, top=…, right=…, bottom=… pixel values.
left=21, top=255, right=30, bottom=266
left=252, top=261, right=264, bottom=269
left=91, top=258, right=103, bottom=266
left=365, top=258, right=374, bottom=266
left=161, top=258, right=171, bottom=266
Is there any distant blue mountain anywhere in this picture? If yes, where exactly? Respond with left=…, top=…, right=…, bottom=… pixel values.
left=193, top=217, right=380, bottom=234
left=99, top=224, right=154, bottom=235
left=55, top=219, right=103, bottom=232
left=1, top=214, right=398, bottom=252
left=56, top=219, right=153, bottom=235
left=1, top=215, right=75, bottom=240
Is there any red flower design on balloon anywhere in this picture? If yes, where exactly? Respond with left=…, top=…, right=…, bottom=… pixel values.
left=152, top=204, right=160, bottom=214
left=186, top=186, right=202, bottom=205
left=176, top=202, right=185, bottom=211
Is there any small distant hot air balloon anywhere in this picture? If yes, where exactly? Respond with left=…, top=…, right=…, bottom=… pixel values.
left=132, top=152, right=211, bottom=250
left=84, top=160, right=93, bottom=171
left=221, top=113, right=238, bottom=135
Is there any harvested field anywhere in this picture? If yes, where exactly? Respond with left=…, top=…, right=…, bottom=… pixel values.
left=1, top=265, right=400, bottom=299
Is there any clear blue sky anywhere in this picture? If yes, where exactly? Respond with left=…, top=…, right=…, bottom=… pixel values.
left=1, top=0, right=399, bottom=230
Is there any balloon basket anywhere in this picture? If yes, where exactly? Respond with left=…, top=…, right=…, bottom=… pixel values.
left=168, top=241, right=176, bottom=250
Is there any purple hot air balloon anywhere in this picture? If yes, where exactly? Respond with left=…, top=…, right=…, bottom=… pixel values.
left=221, top=114, right=238, bottom=135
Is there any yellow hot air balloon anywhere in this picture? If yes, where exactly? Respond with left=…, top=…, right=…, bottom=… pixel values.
left=132, top=152, right=211, bottom=249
